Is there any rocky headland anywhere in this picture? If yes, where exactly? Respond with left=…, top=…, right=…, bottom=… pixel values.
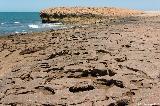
left=40, top=7, right=143, bottom=25
left=0, top=8, right=160, bottom=106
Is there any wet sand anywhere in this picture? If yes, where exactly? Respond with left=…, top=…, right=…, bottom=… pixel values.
left=0, top=12, right=160, bottom=105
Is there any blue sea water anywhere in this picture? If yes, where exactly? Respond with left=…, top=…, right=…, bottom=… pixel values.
left=0, top=12, right=64, bottom=35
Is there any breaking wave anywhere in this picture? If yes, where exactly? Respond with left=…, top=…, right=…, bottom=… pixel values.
left=28, top=24, right=39, bottom=29
left=14, top=22, right=20, bottom=24
left=28, top=23, right=63, bottom=29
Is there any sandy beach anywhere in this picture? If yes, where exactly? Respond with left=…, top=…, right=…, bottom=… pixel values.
left=0, top=8, right=160, bottom=105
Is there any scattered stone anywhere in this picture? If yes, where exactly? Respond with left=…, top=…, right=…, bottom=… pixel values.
left=69, top=85, right=95, bottom=93
left=0, top=9, right=159, bottom=105
left=115, top=56, right=127, bottom=62
left=44, top=67, right=64, bottom=72
left=42, top=103, right=55, bottom=106
left=108, top=99, right=129, bottom=106
left=81, top=69, right=116, bottom=77
left=96, top=79, right=125, bottom=88
left=35, top=86, right=55, bottom=95
left=47, top=50, right=69, bottom=60
left=19, top=47, right=44, bottom=55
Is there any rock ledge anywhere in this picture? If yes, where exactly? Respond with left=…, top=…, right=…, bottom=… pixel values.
left=40, top=7, right=143, bottom=24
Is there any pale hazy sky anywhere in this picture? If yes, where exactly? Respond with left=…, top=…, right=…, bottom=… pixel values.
left=0, top=0, right=159, bottom=12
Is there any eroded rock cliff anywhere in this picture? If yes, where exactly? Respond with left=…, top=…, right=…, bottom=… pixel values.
left=40, top=7, right=143, bottom=25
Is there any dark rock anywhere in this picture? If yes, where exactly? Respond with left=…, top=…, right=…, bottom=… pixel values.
left=20, top=73, right=33, bottom=81
left=16, top=90, right=35, bottom=95
left=108, top=99, right=129, bottom=106
left=40, top=63, right=51, bottom=69
left=126, top=66, right=139, bottom=72
left=47, top=50, right=69, bottom=60
left=69, top=85, right=95, bottom=93
left=5, top=102, right=23, bottom=106
left=96, top=79, right=125, bottom=88
left=122, top=44, right=131, bottom=48
left=65, top=69, right=84, bottom=78
left=19, top=47, right=44, bottom=55
left=44, top=67, right=64, bottom=72
left=5, top=103, right=18, bottom=106
left=81, top=69, right=116, bottom=77
left=74, top=52, right=80, bottom=55
left=96, top=49, right=110, bottom=54
left=42, top=103, right=55, bottom=106
left=115, top=56, right=127, bottom=62
left=35, top=86, right=55, bottom=95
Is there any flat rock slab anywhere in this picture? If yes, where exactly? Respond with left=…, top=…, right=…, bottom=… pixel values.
left=0, top=14, right=160, bottom=105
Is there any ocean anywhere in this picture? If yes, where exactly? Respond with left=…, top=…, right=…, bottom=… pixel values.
left=0, top=12, right=64, bottom=35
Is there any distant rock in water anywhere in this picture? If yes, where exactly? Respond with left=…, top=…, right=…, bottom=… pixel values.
left=40, top=7, right=143, bottom=24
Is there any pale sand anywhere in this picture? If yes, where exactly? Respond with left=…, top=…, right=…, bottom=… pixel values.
left=138, top=11, right=160, bottom=16
left=0, top=12, right=160, bottom=105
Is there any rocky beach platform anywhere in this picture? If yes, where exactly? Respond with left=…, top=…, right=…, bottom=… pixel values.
left=0, top=8, right=160, bottom=106
left=40, top=7, right=143, bottom=25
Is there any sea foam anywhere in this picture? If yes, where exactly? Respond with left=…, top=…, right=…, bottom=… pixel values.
left=28, top=23, right=63, bottom=29
left=14, top=22, right=20, bottom=24
left=15, top=31, right=20, bottom=34
left=28, top=24, right=39, bottom=29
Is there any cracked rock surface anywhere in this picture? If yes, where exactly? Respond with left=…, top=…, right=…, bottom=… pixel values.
left=0, top=15, right=160, bottom=106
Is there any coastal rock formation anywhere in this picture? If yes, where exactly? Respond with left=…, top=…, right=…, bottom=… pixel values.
left=0, top=9, right=160, bottom=105
left=40, top=7, right=143, bottom=24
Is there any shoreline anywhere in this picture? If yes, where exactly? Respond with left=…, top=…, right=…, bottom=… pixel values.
left=0, top=8, right=160, bottom=105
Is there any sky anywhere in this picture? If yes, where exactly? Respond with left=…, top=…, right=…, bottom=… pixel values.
left=0, top=0, right=160, bottom=12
